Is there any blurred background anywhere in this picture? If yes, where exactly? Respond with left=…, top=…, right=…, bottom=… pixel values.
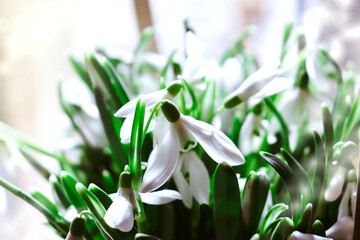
left=0, top=0, right=359, bottom=238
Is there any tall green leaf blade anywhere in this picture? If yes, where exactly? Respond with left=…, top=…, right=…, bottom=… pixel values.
left=213, top=162, right=244, bottom=240
left=260, top=203, right=289, bottom=235
left=94, top=87, right=127, bottom=172
left=260, top=152, right=302, bottom=221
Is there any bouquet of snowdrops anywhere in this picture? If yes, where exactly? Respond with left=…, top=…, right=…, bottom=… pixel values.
left=0, top=23, right=359, bottom=240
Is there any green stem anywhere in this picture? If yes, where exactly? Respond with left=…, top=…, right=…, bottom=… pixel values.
left=142, top=101, right=163, bottom=144
left=0, top=121, right=61, bottom=160
left=0, top=177, right=68, bottom=235
left=264, top=98, right=290, bottom=151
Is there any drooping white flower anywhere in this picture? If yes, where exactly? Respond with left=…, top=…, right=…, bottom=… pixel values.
left=288, top=231, right=332, bottom=240
left=140, top=100, right=245, bottom=195
left=114, top=81, right=182, bottom=143
left=325, top=216, right=354, bottom=240
left=104, top=172, right=181, bottom=232
left=224, top=64, right=294, bottom=108
left=238, top=104, right=268, bottom=155
left=173, top=151, right=210, bottom=208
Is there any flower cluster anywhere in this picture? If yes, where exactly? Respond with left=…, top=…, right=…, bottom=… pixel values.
left=0, top=23, right=360, bottom=240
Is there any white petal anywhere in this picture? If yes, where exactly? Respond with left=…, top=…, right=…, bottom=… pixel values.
left=104, top=196, right=134, bottom=232
left=173, top=121, right=197, bottom=152
left=114, top=89, right=168, bottom=117
left=232, top=67, right=283, bottom=101
left=288, top=231, right=332, bottom=240
left=140, top=125, right=180, bottom=193
left=324, top=167, right=346, bottom=202
left=181, top=115, right=245, bottom=166
left=120, top=115, right=133, bottom=144
left=173, top=160, right=193, bottom=208
left=140, top=190, right=182, bottom=205
left=326, top=216, right=354, bottom=240
left=183, top=151, right=210, bottom=204
left=250, top=77, right=294, bottom=100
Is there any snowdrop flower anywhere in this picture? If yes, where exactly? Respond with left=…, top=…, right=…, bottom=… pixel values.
left=268, top=73, right=325, bottom=149
left=173, top=151, right=210, bottom=208
left=114, top=81, right=182, bottom=143
left=326, top=216, right=354, bottom=240
left=104, top=172, right=181, bottom=232
left=224, top=64, right=294, bottom=109
left=288, top=231, right=332, bottom=240
left=140, top=100, right=245, bottom=194
left=238, top=103, right=268, bottom=155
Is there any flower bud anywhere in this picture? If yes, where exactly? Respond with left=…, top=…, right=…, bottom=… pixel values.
left=65, top=217, right=85, bottom=240
left=161, top=100, right=180, bottom=122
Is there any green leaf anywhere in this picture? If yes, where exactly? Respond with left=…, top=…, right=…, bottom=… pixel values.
left=19, top=149, right=51, bottom=179
left=296, top=203, right=313, bottom=233
left=102, top=58, right=131, bottom=106
left=135, top=27, right=155, bottom=55
left=322, top=103, right=334, bottom=164
left=129, top=98, right=145, bottom=191
left=311, top=220, right=326, bottom=237
left=199, top=79, right=215, bottom=123
left=76, top=183, right=132, bottom=239
left=49, top=175, right=70, bottom=209
left=312, top=130, right=326, bottom=215
left=281, top=148, right=313, bottom=204
left=260, top=203, right=289, bottom=235
left=31, top=190, right=60, bottom=218
left=341, top=93, right=360, bottom=141
left=242, top=171, right=270, bottom=235
left=69, top=56, right=92, bottom=90
left=270, top=217, right=295, bottom=240
left=260, top=152, right=302, bottom=222
left=88, top=183, right=113, bottom=210
left=86, top=53, right=122, bottom=111
left=213, top=162, right=244, bottom=240
left=282, top=22, right=293, bottom=49
left=60, top=171, right=87, bottom=209
left=94, top=87, right=127, bottom=172
left=264, top=98, right=290, bottom=151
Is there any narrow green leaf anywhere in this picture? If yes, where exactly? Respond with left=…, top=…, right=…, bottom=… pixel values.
left=31, top=190, right=60, bottom=218
left=296, top=203, right=313, bottom=233
left=260, top=203, right=289, bottom=235
left=86, top=53, right=122, bottom=111
left=102, top=59, right=131, bottom=106
left=312, top=130, right=326, bottom=216
left=264, top=98, right=290, bottom=150
left=60, top=171, right=87, bottom=209
left=199, top=79, right=215, bottom=123
left=88, top=183, right=113, bottom=210
left=76, top=183, right=132, bottom=239
left=242, top=171, right=270, bottom=235
left=135, top=27, right=155, bottom=55
left=260, top=152, right=302, bottom=221
left=282, top=22, right=293, bottom=49
left=181, top=78, right=198, bottom=116
left=213, top=162, right=244, bottom=240
left=129, top=98, right=145, bottom=191
left=270, top=217, right=295, bottom=240
left=19, top=149, right=51, bottom=179
left=322, top=104, right=334, bottom=166
left=94, top=87, right=127, bottom=172
left=69, top=56, right=92, bottom=90
left=311, top=220, right=326, bottom=237
left=49, top=175, right=71, bottom=209
left=281, top=148, right=313, bottom=204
